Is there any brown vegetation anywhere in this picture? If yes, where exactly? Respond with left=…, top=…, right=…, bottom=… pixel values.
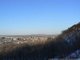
left=0, top=22, right=80, bottom=60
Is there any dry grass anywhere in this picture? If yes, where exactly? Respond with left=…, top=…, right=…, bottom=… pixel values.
left=0, top=23, right=80, bottom=60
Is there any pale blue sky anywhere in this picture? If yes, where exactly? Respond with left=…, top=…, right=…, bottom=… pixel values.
left=0, top=0, right=80, bottom=35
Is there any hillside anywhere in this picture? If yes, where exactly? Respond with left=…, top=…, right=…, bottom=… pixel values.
left=0, top=22, right=80, bottom=60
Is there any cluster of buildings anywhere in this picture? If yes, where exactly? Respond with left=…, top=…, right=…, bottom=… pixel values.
left=0, top=35, right=55, bottom=45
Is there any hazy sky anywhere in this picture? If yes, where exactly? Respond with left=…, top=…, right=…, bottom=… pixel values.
left=0, top=0, right=80, bottom=35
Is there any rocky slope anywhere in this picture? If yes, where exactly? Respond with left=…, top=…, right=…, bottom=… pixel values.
left=53, top=22, right=80, bottom=59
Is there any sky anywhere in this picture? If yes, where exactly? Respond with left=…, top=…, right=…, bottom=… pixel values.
left=0, top=0, right=80, bottom=35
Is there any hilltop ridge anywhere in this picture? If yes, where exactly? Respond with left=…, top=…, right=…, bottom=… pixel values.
left=0, top=22, right=80, bottom=60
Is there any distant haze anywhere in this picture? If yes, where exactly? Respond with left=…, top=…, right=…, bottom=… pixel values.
left=0, top=0, right=80, bottom=35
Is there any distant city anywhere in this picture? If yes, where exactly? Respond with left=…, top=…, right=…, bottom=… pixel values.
left=0, top=35, right=56, bottom=45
